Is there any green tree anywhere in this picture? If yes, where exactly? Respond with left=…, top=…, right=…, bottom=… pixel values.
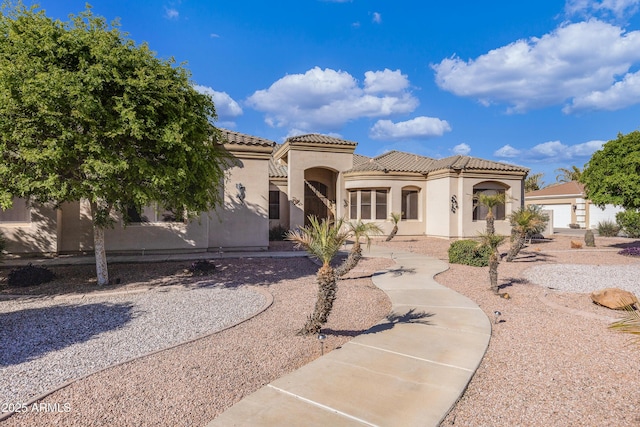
left=286, top=217, right=349, bottom=335
left=0, top=4, right=229, bottom=285
left=477, top=232, right=506, bottom=294
left=581, top=131, right=640, bottom=210
left=505, top=205, right=549, bottom=262
left=385, top=212, right=401, bottom=242
left=474, top=192, right=506, bottom=235
left=524, top=172, right=545, bottom=192
left=555, top=166, right=582, bottom=183
left=335, top=220, right=383, bottom=277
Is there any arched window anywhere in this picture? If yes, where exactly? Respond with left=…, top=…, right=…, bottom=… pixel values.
left=401, top=187, right=419, bottom=220
left=473, top=183, right=507, bottom=221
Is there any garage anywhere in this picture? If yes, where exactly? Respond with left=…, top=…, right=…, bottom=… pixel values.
left=537, top=204, right=572, bottom=229
left=588, top=204, right=623, bottom=228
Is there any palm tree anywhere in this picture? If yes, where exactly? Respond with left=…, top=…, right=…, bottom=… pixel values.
left=385, top=212, right=401, bottom=241
left=475, top=192, right=506, bottom=235
left=524, top=172, right=545, bottom=192
left=505, top=205, right=549, bottom=262
left=555, top=166, right=582, bottom=183
left=610, top=304, right=640, bottom=346
left=477, top=231, right=506, bottom=294
left=286, top=216, right=349, bottom=335
left=335, top=220, right=383, bottom=277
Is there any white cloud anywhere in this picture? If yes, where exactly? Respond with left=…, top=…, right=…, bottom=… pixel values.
left=565, top=0, right=640, bottom=18
left=565, top=69, right=640, bottom=111
left=494, top=144, right=521, bottom=158
left=433, top=20, right=640, bottom=113
left=372, top=12, right=382, bottom=23
left=369, top=116, right=451, bottom=140
left=194, top=85, right=243, bottom=118
left=452, top=143, right=471, bottom=155
left=494, top=140, right=604, bottom=162
left=246, top=67, right=419, bottom=130
left=210, top=33, right=220, bottom=38
left=364, top=69, right=410, bottom=93
left=164, top=7, right=179, bottom=19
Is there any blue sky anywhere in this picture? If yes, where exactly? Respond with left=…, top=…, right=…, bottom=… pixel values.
left=32, top=0, right=640, bottom=184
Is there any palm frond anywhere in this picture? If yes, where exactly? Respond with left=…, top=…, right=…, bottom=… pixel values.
left=286, top=216, right=348, bottom=265
left=346, top=220, right=383, bottom=249
left=610, top=304, right=640, bottom=346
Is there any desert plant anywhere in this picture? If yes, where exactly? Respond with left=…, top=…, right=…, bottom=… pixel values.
left=506, top=205, right=549, bottom=262
left=584, top=229, right=595, bottom=247
left=7, top=264, right=55, bottom=288
left=477, top=232, right=507, bottom=294
left=618, top=247, right=640, bottom=257
left=286, top=216, right=349, bottom=335
left=385, top=212, right=401, bottom=242
left=616, top=210, right=640, bottom=238
left=448, top=239, right=491, bottom=267
left=609, top=304, right=640, bottom=346
left=269, top=224, right=289, bottom=241
left=189, top=260, right=217, bottom=276
left=335, top=220, right=383, bottom=277
left=474, top=192, right=506, bottom=235
left=597, top=220, right=620, bottom=237
left=0, top=230, right=5, bottom=257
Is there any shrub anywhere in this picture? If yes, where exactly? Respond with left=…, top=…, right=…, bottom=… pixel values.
left=448, top=239, right=491, bottom=267
left=597, top=220, right=620, bottom=237
left=7, top=264, right=55, bottom=288
left=616, top=210, right=640, bottom=238
left=189, top=260, right=217, bottom=276
left=269, top=224, right=289, bottom=241
left=618, top=247, right=640, bottom=257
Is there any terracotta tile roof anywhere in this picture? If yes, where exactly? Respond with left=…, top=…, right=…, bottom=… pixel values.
left=286, top=134, right=358, bottom=146
left=219, top=128, right=275, bottom=147
left=424, top=155, right=529, bottom=173
left=353, top=153, right=371, bottom=167
left=525, top=181, right=585, bottom=197
left=269, top=144, right=288, bottom=178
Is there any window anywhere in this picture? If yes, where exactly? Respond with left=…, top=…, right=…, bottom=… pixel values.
left=269, top=190, right=280, bottom=220
left=376, top=190, right=387, bottom=220
left=349, top=191, right=357, bottom=219
left=401, top=190, right=418, bottom=220
left=0, top=198, right=31, bottom=223
left=347, top=189, right=388, bottom=220
left=125, top=203, right=184, bottom=223
left=473, top=189, right=506, bottom=221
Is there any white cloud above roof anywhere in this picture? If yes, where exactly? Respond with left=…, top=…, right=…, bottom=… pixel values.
left=494, top=140, right=604, bottom=162
left=164, top=7, right=179, bottom=19
left=565, top=0, right=640, bottom=18
left=453, top=143, right=471, bottom=155
left=372, top=12, right=382, bottom=23
left=194, top=85, right=243, bottom=118
left=433, top=19, right=640, bottom=113
left=246, top=67, right=419, bottom=130
left=369, top=116, right=451, bottom=140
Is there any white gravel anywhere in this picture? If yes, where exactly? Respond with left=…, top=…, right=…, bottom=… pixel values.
left=0, top=285, right=267, bottom=405
left=524, top=264, right=640, bottom=294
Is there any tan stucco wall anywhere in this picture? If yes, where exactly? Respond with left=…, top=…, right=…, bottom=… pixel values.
left=0, top=201, right=58, bottom=253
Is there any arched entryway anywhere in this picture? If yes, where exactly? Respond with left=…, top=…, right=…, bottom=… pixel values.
left=304, top=168, right=338, bottom=226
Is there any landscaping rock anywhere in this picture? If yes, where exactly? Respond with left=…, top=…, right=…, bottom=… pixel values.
left=584, top=229, right=595, bottom=247
left=590, top=288, right=639, bottom=310
left=571, top=240, right=583, bottom=249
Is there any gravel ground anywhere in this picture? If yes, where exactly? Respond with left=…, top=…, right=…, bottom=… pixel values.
left=1, top=255, right=392, bottom=426
left=374, top=234, right=640, bottom=427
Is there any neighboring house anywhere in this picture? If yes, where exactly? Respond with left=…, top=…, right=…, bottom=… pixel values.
left=0, top=129, right=528, bottom=255
left=524, top=181, right=623, bottom=230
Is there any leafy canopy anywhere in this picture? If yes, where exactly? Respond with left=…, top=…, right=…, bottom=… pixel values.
left=0, top=2, right=229, bottom=224
left=581, top=131, right=640, bottom=210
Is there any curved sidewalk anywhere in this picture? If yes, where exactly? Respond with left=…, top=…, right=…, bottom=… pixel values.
left=207, top=245, right=491, bottom=427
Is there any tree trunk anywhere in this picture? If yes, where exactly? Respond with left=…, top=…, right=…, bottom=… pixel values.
left=335, top=241, right=362, bottom=277
left=93, top=224, right=109, bottom=286
left=385, top=225, right=398, bottom=242
left=489, top=252, right=499, bottom=294
left=299, top=263, right=337, bottom=335
left=506, top=234, right=526, bottom=262
left=486, top=212, right=495, bottom=235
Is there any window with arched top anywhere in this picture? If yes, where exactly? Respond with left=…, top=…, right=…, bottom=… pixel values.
left=472, top=182, right=508, bottom=221
left=401, top=187, right=419, bottom=220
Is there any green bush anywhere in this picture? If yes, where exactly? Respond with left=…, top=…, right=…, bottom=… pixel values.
left=448, top=239, right=491, bottom=267
left=616, top=211, right=640, bottom=238
left=269, top=224, right=289, bottom=241
left=8, top=264, right=55, bottom=288
left=597, top=220, right=620, bottom=237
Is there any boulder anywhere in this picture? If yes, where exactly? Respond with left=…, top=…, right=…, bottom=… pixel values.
left=571, top=240, right=583, bottom=249
left=590, top=288, right=639, bottom=310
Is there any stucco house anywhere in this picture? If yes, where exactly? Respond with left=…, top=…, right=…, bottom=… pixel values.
left=0, top=129, right=528, bottom=255
left=524, top=181, right=623, bottom=230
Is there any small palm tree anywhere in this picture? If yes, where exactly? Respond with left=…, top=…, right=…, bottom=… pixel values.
left=609, top=302, right=640, bottom=346
left=286, top=216, right=349, bottom=335
left=335, top=220, right=383, bottom=277
left=506, top=205, right=549, bottom=262
left=385, top=212, right=401, bottom=242
left=555, top=166, right=582, bottom=183
left=477, top=231, right=506, bottom=294
left=475, top=192, right=506, bottom=235
left=524, top=172, right=545, bottom=192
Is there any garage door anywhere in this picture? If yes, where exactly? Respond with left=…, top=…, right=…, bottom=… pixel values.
left=537, top=204, right=572, bottom=229
left=589, top=204, right=623, bottom=228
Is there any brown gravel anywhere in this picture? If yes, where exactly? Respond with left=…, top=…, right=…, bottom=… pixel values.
left=1, top=255, right=392, bottom=426
left=374, top=234, right=640, bottom=427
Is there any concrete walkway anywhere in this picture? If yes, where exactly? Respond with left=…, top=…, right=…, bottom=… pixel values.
left=207, top=245, right=491, bottom=427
